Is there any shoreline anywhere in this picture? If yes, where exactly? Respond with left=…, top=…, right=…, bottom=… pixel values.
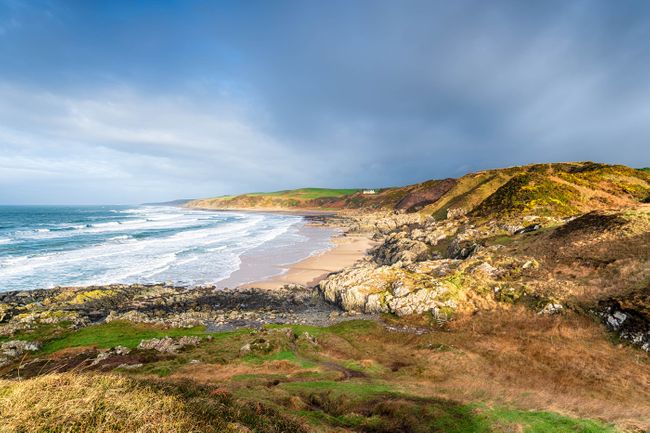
left=213, top=207, right=375, bottom=289
left=239, top=232, right=375, bottom=289
left=184, top=205, right=340, bottom=216
left=0, top=206, right=357, bottom=294
left=188, top=206, right=374, bottom=290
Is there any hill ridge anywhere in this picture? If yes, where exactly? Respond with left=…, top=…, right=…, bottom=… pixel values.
left=186, top=161, right=650, bottom=219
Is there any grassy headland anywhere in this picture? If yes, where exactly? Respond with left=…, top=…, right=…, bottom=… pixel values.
left=186, top=162, right=650, bottom=218
left=187, top=188, right=360, bottom=210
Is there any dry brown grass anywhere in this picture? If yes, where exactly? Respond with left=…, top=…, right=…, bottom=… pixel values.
left=412, top=309, right=650, bottom=430
left=0, top=372, right=306, bottom=433
left=0, top=374, right=219, bottom=433
left=170, top=359, right=308, bottom=383
left=318, top=310, right=650, bottom=430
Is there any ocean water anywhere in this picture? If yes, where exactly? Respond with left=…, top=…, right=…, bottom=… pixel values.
left=0, top=205, right=332, bottom=292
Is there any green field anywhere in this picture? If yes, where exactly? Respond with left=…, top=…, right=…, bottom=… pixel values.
left=245, top=187, right=360, bottom=199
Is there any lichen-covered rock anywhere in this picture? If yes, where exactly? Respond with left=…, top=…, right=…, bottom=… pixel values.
left=0, top=340, right=41, bottom=366
left=373, top=213, right=423, bottom=235
left=1, top=340, right=41, bottom=357
left=319, top=259, right=470, bottom=317
left=137, top=336, right=201, bottom=353
left=319, top=261, right=391, bottom=313
left=448, top=238, right=480, bottom=260
left=371, top=232, right=433, bottom=266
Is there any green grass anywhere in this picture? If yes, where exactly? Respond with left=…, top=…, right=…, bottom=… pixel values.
left=265, top=323, right=326, bottom=337
left=281, top=380, right=395, bottom=399
left=480, top=406, right=620, bottom=433
left=247, top=188, right=360, bottom=199
left=473, top=173, right=581, bottom=218
left=243, top=349, right=317, bottom=368
left=265, top=320, right=379, bottom=338
left=0, top=322, right=72, bottom=345
left=280, top=381, right=621, bottom=433
left=2, top=317, right=628, bottom=433
left=40, top=321, right=208, bottom=354
left=327, top=319, right=379, bottom=335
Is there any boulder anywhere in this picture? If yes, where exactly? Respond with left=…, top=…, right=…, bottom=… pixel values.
left=137, top=336, right=201, bottom=354
left=1, top=340, right=41, bottom=358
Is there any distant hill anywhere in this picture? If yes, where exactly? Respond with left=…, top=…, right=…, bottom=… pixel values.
left=186, top=188, right=360, bottom=210
left=142, top=199, right=194, bottom=206
left=186, top=162, right=650, bottom=219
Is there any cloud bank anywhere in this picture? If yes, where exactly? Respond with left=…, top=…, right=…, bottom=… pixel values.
left=1, top=0, right=649, bottom=204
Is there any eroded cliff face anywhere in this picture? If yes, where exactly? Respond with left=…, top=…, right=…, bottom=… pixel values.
left=319, top=206, right=650, bottom=351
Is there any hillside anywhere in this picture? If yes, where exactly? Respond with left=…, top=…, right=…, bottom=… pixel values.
left=186, top=162, right=650, bottom=218
left=187, top=188, right=360, bottom=210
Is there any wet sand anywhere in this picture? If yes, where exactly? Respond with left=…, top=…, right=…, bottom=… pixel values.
left=207, top=209, right=374, bottom=290
left=241, top=233, right=375, bottom=289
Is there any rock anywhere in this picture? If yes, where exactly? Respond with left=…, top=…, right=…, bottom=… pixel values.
left=1, top=340, right=41, bottom=358
left=598, top=289, right=650, bottom=352
left=539, top=303, right=563, bottom=315
left=471, top=262, right=499, bottom=279
left=301, top=332, right=318, bottom=346
left=607, top=311, right=628, bottom=329
left=0, top=283, right=340, bottom=334
left=117, top=363, right=143, bottom=370
left=448, top=238, right=480, bottom=260
left=91, top=351, right=111, bottom=366
left=446, top=207, right=467, bottom=219
left=319, top=259, right=460, bottom=317
left=137, top=336, right=201, bottom=354
left=522, top=260, right=538, bottom=269
left=372, top=232, right=432, bottom=266
left=240, top=337, right=272, bottom=355
left=114, top=345, right=131, bottom=356
left=514, top=224, right=542, bottom=235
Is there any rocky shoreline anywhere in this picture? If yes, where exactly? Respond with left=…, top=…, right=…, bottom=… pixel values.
left=1, top=205, right=649, bottom=358
left=0, top=283, right=371, bottom=334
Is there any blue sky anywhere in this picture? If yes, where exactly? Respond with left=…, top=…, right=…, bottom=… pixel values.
left=1, top=0, right=649, bottom=204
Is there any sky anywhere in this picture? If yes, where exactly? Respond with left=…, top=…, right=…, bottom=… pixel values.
left=1, top=0, right=650, bottom=204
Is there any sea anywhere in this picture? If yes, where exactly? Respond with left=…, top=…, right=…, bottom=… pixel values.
left=0, top=205, right=334, bottom=293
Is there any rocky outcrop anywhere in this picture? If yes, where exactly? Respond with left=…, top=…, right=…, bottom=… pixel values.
left=138, top=336, right=202, bottom=354
left=598, top=289, right=650, bottom=352
left=319, top=258, right=474, bottom=317
left=1, top=340, right=41, bottom=366
left=371, top=232, right=434, bottom=266
left=0, top=284, right=359, bottom=340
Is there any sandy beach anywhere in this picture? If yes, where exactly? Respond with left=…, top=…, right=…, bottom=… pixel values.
left=244, top=233, right=375, bottom=289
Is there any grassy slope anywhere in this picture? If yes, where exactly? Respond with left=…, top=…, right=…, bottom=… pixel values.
left=186, top=162, right=650, bottom=218
left=187, top=188, right=360, bottom=210
left=2, top=317, right=646, bottom=432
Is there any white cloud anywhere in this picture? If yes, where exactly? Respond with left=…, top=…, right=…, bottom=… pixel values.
left=0, top=82, right=316, bottom=203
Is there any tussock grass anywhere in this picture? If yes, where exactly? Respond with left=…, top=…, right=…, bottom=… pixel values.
left=0, top=373, right=305, bottom=433
left=0, top=373, right=218, bottom=432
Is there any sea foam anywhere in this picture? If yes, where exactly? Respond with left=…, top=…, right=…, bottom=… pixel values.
left=0, top=205, right=308, bottom=292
